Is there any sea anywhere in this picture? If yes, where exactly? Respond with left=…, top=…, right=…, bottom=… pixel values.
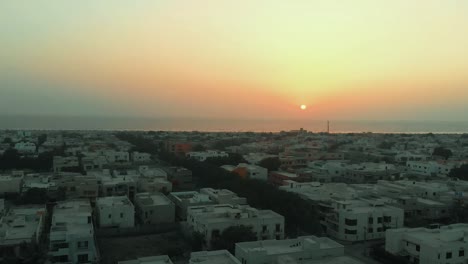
left=0, top=115, right=467, bottom=133
left=0, top=116, right=468, bottom=134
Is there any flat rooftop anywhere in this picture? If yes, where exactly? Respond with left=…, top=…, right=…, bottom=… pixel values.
left=118, top=255, right=173, bottom=264
left=237, top=236, right=343, bottom=255
left=190, top=250, right=241, bottom=264
left=136, top=193, right=172, bottom=206
left=97, top=196, right=133, bottom=207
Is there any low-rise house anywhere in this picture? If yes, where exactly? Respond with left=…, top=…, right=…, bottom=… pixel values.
left=235, top=236, right=363, bottom=264
left=49, top=200, right=98, bottom=264
left=386, top=224, right=468, bottom=264
left=168, top=191, right=216, bottom=220
left=138, top=177, right=172, bottom=193
left=118, top=255, right=173, bottom=264
left=164, top=167, right=193, bottom=190
left=222, top=163, right=268, bottom=181
left=186, top=150, right=229, bottom=162
left=322, top=198, right=404, bottom=242
left=0, top=175, right=23, bottom=195
left=200, top=188, right=247, bottom=205
left=0, top=207, right=46, bottom=250
left=53, top=156, right=80, bottom=173
left=134, top=193, right=175, bottom=225
left=96, top=196, right=135, bottom=228
left=187, top=204, right=285, bottom=248
left=189, top=250, right=241, bottom=264
left=131, top=152, right=151, bottom=163
left=14, top=142, right=36, bottom=154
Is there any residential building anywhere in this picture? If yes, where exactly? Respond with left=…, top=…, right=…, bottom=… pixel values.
left=49, top=200, right=98, bottom=264
left=14, top=142, right=36, bottom=154
left=96, top=196, right=135, bottom=228
left=168, top=191, right=215, bottom=220
left=103, top=150, right=130, bottom=163
left=269, top=171, right=302, bottom=186
left=165, top=141, right=192, bottom=156
left=187, top=204, right=285, bottom=248
left=0, top=207, right=46, bottom=249
left=134, top=193, right=175, bottom=225
left=138, top=177, right=172, bottom=193
left=164, top=167, right=193, bottom=190
left=131, top=151, right=151, bottom=163
left=235, top=236, right=363, bottom=264
left=222, top=163, right=268, bottom=181
left=189, top=250, right=241, bottom=264
left=322, top=198, right=404, bottom=242
left=54, top=175, right=99, bottom=199
left=386, top=224, right=468, bottom=264
left=53, top=156, right=80, bottom=173
left=99, top=175, right=137, bottom=200
left=0, top=175, right=23, bottom=195
left=200, top=188, right=247, bottom=205
left=186, top=150, right=229, bottom=162
left=118, top=255, right=173, bottom=264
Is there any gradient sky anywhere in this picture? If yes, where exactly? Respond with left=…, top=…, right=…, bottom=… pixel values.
left=1, top=0, right=468, bottom=120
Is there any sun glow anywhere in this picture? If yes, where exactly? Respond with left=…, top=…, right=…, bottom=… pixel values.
left=300, top=105, right=307, bottom=110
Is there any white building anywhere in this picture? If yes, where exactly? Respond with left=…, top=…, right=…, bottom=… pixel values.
left=138, top=177, right=173, bottom=193
left=131, top=152, right=152, bottom=163
left=118, top=255, right=173, bottom=264
left=53, top=156, right=80, bottom=173
left=222, top=163, right=268, bottom=181
left=14, top=142, right=36, bottom=154
left=187, top=150, right=229, bottom=162
left=323, top=198, right=404, bottom=242
left=386, top=224, right=468, bottom=264
left=168, top=191, right=216, bottom=220
left=200, top=188, right=248, bottom=205
left=190, top=250, right=241, bottom=264
left=96, top=196, right=135, bottom=228
left=134, top=193, right=175, bottom=225
left=99, top=174, right=137, bottom=200
left=104, top=150, right=130, bottom=163
left=187, top=204, right=285, bottom=248
left=49, top=200, right=98, bottom=264
left=0, top=175, right=23, bottom=195
left=235, top=236, right=364, bottom=264
left=406, top=161, right=463, bottom=177
left=0, top=207, right=46, bottom=248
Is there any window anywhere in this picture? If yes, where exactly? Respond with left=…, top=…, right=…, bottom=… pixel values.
left=345, top=229, right=357, bottom=235
left=276, top=235, right=280, bottom=240
left=345, top=218, right=357, bottom=226
left=460, top=250, right=465, bottom=257
left=78, top=254, right=89, bottom=263
left=276, top=224, right=281, bottom=232
left=446, top=252, right=452, bottom=259
left=108, top=214, right=111, bottom=219
left=383, top=216, right=392, bottom=223
left=368, top=228, right=373, bottom=233
left=77, top=241, right=89, bottom=249
left=377, top=217, right=383, bottom=224
left=377, top=227, right=383, bottom=232
left=416, top=245, right=420, bottom=252
left=53, top=255, right=69, bottom=262
left=368, top=217, right=373, bottom=224
left=262, top=225, right=267, bottom=232
left=120, top=213, right=124, bottom=218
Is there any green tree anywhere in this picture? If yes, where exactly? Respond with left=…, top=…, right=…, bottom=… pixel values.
left=192, top=144, right=206, bottom=151
left=212, top=225, right=257, bottom=253
left=258, top=157, right=281, bottom=172
left=449, top=164, right=468, bottom=180
left=2, top=137, right=13, bottom=144
left=189, top=231, right=205, bottom=251
left=432, top=147, right=453, bottom=160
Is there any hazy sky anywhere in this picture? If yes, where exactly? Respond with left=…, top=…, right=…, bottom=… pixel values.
left=1, top=0, right=468, bottom=120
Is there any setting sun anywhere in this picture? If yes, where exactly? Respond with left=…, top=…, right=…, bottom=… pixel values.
left=300, top=105, right=307, bottom=110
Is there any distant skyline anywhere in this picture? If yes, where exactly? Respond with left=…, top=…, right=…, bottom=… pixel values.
left=1, top=1, right=468, bottom=121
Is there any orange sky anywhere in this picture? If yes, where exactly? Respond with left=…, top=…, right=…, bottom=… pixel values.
left=1, top=0, right=468, bottom=120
